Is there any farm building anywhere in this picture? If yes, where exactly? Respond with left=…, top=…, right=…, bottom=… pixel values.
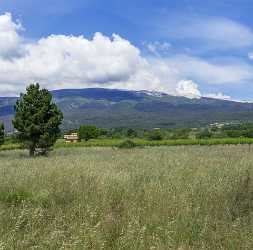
left=64, top=133, right=79, bottom=143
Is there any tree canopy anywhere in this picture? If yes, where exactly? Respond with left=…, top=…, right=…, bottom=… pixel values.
left=12, top=83, right=63, bottom=156
left=78, top=125, right=99, bottom=141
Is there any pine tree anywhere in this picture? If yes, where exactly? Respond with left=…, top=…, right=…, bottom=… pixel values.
left=13, top=83, right=63, bottom=156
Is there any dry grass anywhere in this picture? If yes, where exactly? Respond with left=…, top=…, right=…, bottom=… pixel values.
left=0, top=145, right=253, bottom=249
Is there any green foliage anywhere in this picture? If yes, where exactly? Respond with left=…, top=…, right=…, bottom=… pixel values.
left=78, top=125, right=99, bottom=141
left=126, top=128, right=138, bottom=138
left=243, top=130, right=253, bottom=138
left=3, top=137, right=253, bottom=152
left=0, top=123, right=4, bottom=146
left=0, top=190, right=33, bottom=205
left=196, top=128, right=212, bottom=139
left=12, top=83, right=63, bottom=156
left=170, top=128, right=191, bottom=139
left=225, top=130, right=244, bottom=138
left=97, top=128, right=108, bottom=137
left=118, top=139, right=137, bottom=149
left=0, top=143, right=22, bottom=151
left=66, top=129, right=78, bottom=134
left=147, top=129, right=163, bottom=140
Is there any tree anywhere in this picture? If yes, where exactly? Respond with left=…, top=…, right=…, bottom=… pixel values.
left=127, top=128, right=137, bottom=138
left=78, top=125, right=99, bottom=141
left=0, top=123, right=4, bottom=146
left=171, top=128, right=191, bottom=139
left=147, top=129, right=163, bottom=141
left=12, top=83, right=63, bottom=156
left=196, top=128, right=212, bottom=139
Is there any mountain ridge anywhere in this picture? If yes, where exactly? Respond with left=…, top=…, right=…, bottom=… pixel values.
left=1, top=88, right=253, bottom=131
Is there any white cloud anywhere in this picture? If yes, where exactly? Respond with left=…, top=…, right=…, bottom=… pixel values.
left=248, top=52, right=253, bottom=60
left=0, top=12, right=251, bottom=100
left=0, top=12, right=22, bottom=57
left=176, top=80, right=201, bottom=99
left=165, top=55, right=253, bottom=85
left=165, top=16, right=253, bottom=49
left=204, top=92, right=231, bottom=100
left=0, top=13, right=179, bottom=96
left=144, top=41, right=171, bottom=56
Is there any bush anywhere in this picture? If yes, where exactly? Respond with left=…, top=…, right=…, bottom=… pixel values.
left=118, top=140, right=137, bottom=149
left=126, top=128, right=138, bottom=138
left=148, top=129, right=163, bottom=141
left=225, top=130, right=243, bottom=138
left=196, top=128, right=212, bottom=139
left=170, top=128, right=191, bottom=139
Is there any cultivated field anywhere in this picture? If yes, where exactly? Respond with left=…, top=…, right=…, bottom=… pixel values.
left=1, top=145, right=253, bottom=249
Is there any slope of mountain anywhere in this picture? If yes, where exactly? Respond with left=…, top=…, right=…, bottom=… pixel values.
left=1, top=88, right=253, bottom=131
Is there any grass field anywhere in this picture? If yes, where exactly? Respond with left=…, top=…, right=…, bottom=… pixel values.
left=55, top=138, right=253, bottom=148
left=1, top=145, right=253, bottom=249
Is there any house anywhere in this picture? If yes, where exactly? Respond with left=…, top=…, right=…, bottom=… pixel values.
left=64, top=133, right=79, bottom=143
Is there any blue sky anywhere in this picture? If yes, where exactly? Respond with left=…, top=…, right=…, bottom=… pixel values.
left=1, top=0, right=253, bottom=100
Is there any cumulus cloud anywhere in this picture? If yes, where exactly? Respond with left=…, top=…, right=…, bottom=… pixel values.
left=0, top=12, right=250, bottom=100
left=0, top=12, right=22, bottom=57
left=0, top=13, right=180, bottom=96
left=176, top=80, right=201, bottom=99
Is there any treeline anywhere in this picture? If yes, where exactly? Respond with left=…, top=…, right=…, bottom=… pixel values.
left=63, top=123, right=253, bottom=142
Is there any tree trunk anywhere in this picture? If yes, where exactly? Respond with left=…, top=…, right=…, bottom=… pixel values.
left=29, top=145, right=35, bottom=157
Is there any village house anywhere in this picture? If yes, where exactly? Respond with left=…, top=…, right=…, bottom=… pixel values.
left=64, top=133, right=79, bottom=143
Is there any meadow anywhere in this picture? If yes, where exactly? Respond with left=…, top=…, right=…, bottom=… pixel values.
left=1, top=145, right=253, bottom=249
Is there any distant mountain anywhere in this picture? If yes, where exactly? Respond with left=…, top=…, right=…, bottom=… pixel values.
left=1, top=88, right=253, bottom=131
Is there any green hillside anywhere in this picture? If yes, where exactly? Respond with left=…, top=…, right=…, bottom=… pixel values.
left=1, top=88, right=253, bottom=131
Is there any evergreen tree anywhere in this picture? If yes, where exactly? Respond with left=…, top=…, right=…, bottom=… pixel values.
left=13, top=83, right=63, bottom=156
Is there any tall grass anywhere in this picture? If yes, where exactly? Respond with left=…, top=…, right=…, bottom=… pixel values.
left=1, top=145, right=253, bottom=249
left=55, top=137, right=253, bottom=149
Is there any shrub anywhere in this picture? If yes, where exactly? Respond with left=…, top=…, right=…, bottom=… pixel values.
left=170, top=128, right=191, bottom=139
left=126, top=128, right=138, bottom=138
left=196, top=128, right=212, bottom=139
left=148, top=129, right=163, bottom=141
left=118, top=139, right=137, bottom=149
